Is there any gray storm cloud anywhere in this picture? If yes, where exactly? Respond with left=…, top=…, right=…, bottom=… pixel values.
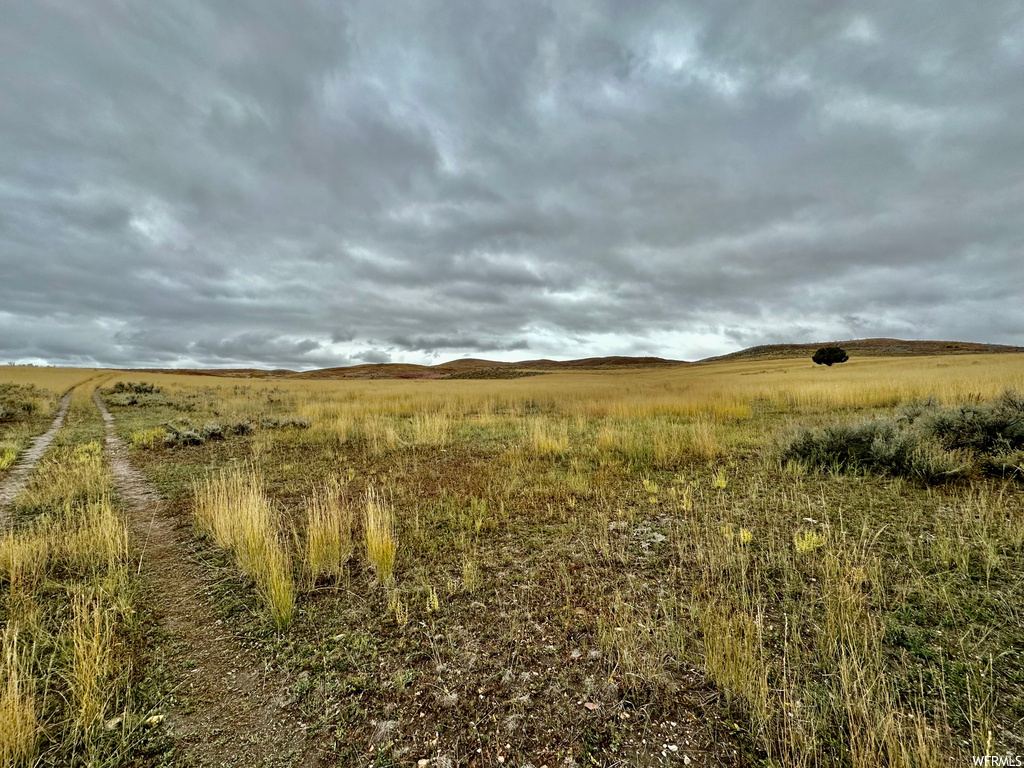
left=1, top=1, right=1022, bottom=368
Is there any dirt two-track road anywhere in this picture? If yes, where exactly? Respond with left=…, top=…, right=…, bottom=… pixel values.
left=95, top=390, right=317, bottom=767
left=0, top=390, right=71, bottom=521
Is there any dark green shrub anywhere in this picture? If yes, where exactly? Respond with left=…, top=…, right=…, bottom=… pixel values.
left=105, top=392, right=170, bottom=408
left=200, top=422, right=225, bottom=441
left=781, top=420, right=968, bottom=483
left=812, top=346, right=849, bottom=366
left=161, top=419, right=255, bottom=447
left=894, top=396, right=941, bottom=426
left=163, top=421, right=205, bottom=447
left=783, top=421, right=909, bottom=472
left=0, top=383, right=41, bottom=422
left=259, top=416, right=309, bottom=430
left=921, top=389, right=1024, bottom=454
left=782, top=390, right=1024, bottom=484
left=979, top=449, right=1024, bottom=479
left=109, top=381, right=161, bottom=395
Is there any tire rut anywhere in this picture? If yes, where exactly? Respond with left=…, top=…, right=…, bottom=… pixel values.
left=0, top=390, right=72, bottom=522
left=94, top=390, right=315, bottom=767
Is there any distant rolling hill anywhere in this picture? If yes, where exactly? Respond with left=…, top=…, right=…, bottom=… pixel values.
left=700, top=338, right=1024, bottom=364
left=129, top=339, right=1022, bottom=379
left=292, top=355, right=685, bottom=380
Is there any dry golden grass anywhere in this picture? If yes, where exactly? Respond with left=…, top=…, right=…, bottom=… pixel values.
left=0, top=443, right=17, bottom=470
left=696, top=603, right=769, bottom=726
left=0, top=366, right=104, bottom=393
left=302, top=478, right=353, bottom=584
left=0, top=627, right=38, bottom=767
left=361, top=414, right=402, bottom=455
left=91, top=353, right=1024, bottom=439
left=364, top=485, right=397, bottom=585
left=87, top=351, right=1024, bottom=762
left=527, top=417, right=569, bottom=455
left=192, top=468, right=295, bottom=628
left=64, top=498, right=130, bottom=573
left=17, top=440, right=108, bottom=511
left=128, top=427, right=164, bottom=449
left=0, top=528, right=50, bottom=604
left=410, top=411, right=450, bottom=446
left=0, top=392, right=141, bottom=765
left=70, top=592, right=114, bottom=730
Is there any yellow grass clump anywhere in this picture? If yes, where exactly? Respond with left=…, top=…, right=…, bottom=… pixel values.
left=0, top=443, right=17, bottom=471
left=64, top=498, right=130, bottom=573
left=364, top=485, right=397, bottom=585
left=70, top=593, right=114, bottom=730
left=0, top=627, right=38, bottom=767
left=528, top=418, right=569, bottom=455
left=689, top=416, right=723, bottom=459
left=696, top=603, right=770, bottom=726
left=410, top=411, right=450, bottom=446
left=128, top=427, right=165, bottom=449
left=302, top=478, right=353, bottom=584
left=361, top=414, right=402, bottom=454
left=193, top=468, right=295, bottom=629
left=17, top=441, right=108, bottom=511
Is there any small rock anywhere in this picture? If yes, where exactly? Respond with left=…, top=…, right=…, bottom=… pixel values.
left=104, top=715, right=123, bottom=730
left=144, top=714, right=165, bottom=726
left=417, top=760, right=429, bottom=767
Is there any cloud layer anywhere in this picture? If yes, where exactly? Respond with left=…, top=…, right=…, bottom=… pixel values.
left=2, top=1, right=1022, bottom=368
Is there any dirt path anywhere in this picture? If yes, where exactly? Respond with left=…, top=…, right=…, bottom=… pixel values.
left=94, top=390, right=316, bottom=767
left=0, top=390, right=72, bottom=521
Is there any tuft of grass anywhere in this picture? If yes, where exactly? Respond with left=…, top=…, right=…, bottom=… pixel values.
left=364, top=485, right=397, bottom=585
left=17, top=441, right=108, bottom=512
left=0, top=528, right=50, bottom=601
left=0, top=627, right=38, bottom=767
left=689, top=416, right=722, bottom=459
left=70, top=592, right=114, bottom=731
left=461, top=555, right=479, bottom=593
left=128, top=426, right=165, bottom=449
left=696, top=603, right=769, bottom=727
left=528, top=417, right=569, bottom=455
left=793, top=529, right=826, bottom=554
left=410, top=411, right=449, bottom=446
left=360, top=415, right=402, bottom=455
left=192, top=468, right=295, bottom=629
left=0, top=443, right=17, bottom=470
left=302, top=478, right=353, bottom=584
left=64, top=497, right=129, bottom=574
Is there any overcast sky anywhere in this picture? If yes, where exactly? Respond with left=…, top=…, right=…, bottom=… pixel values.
left=2, top=1, right=1022, bottom=369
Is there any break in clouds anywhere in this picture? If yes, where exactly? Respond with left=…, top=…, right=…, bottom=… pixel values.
left=2, top=1, right=1022, bottom=369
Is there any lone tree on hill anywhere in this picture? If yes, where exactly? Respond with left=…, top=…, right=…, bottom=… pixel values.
left=812, top=346, right=849, bottom=366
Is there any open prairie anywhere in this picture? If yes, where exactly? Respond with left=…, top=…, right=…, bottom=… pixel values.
left=1, top=353, right=1023, bottom=767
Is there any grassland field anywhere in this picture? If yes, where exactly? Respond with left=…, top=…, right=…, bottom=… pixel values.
left=1, top=353, right=1023, bottom=767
